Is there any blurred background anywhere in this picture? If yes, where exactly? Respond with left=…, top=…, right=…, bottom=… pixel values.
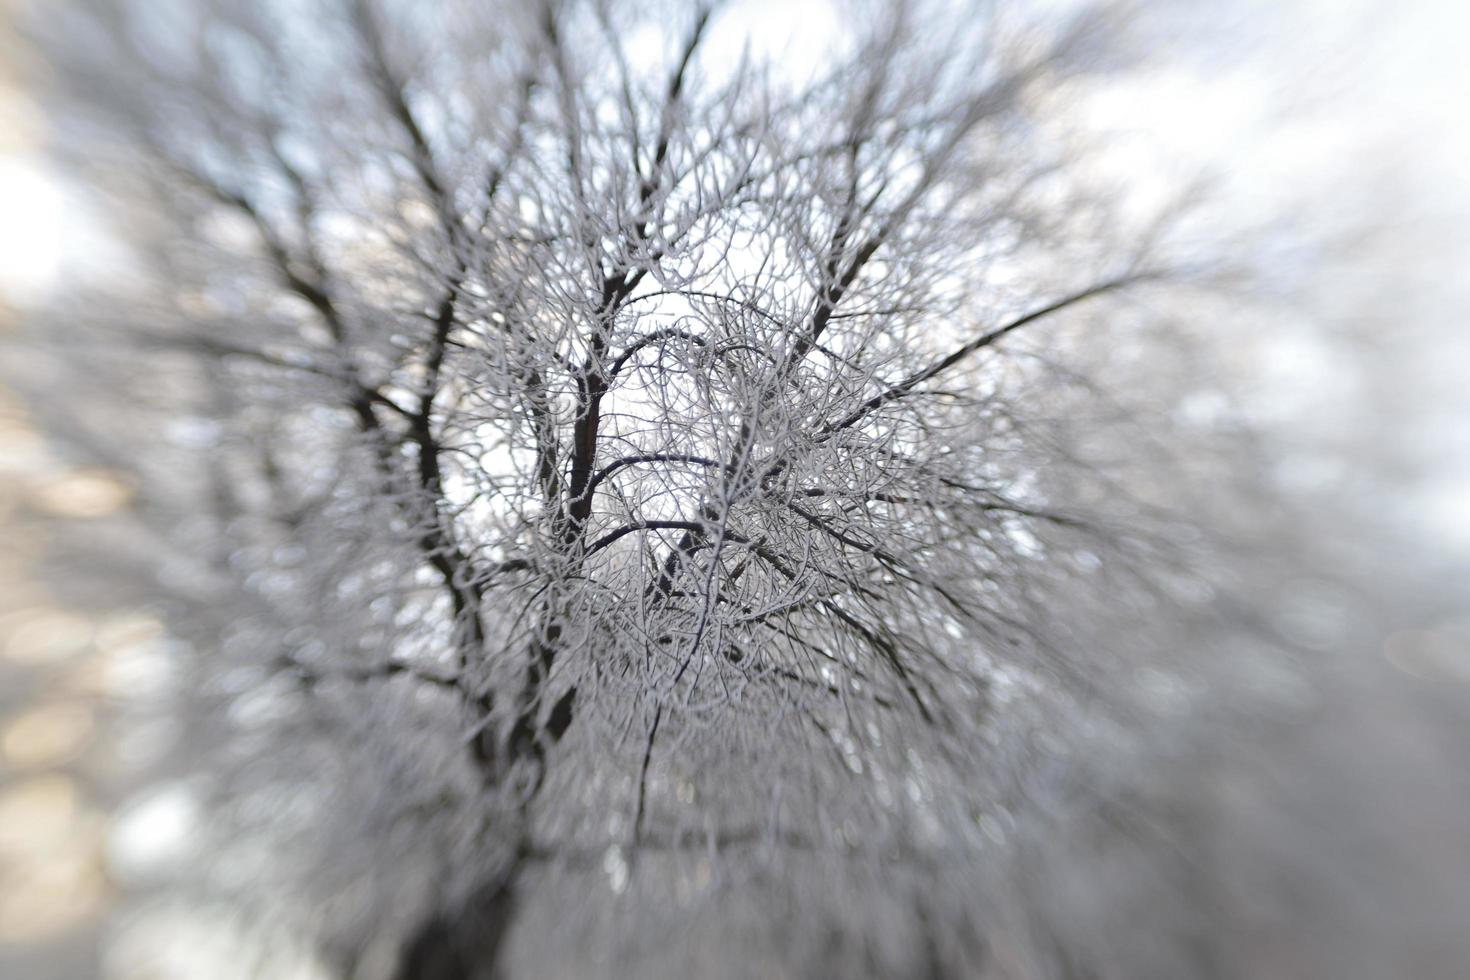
left=1, top=0, right=1467, bottom=978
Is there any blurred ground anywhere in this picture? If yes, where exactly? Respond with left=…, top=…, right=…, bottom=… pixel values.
left=0, top=380, right=326, bottom=980
left=0, top=379, right=132, bottom=980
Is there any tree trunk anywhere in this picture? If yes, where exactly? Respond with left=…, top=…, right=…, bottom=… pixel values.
left=394, top=860, right=523, bottom=980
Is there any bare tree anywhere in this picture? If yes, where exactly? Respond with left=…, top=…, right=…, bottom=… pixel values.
left=27, top=1, right=1258, bottom=976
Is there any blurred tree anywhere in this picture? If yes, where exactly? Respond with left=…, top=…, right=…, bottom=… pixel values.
left=26, top=1, right=1286, bottom=977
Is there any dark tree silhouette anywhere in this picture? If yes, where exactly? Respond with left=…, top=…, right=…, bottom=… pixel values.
left=24, top=1, right=1338, bottom=977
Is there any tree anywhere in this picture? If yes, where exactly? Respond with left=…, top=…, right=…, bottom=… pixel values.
left=29, top=1, right=1251, bottom=976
